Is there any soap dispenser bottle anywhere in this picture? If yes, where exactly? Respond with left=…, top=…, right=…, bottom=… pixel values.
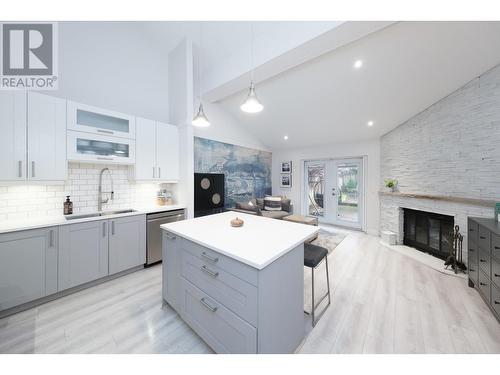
left=64, top=196, right=73, bottom=215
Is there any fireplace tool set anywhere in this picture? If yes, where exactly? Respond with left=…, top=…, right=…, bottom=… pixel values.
left=444, top=225, right=467, bottom=274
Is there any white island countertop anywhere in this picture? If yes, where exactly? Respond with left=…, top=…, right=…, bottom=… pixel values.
left=161, top=211, right=319, bottom=270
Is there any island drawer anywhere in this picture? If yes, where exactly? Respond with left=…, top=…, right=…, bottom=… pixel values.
left=179, top=238, right=258, bottom=286
left=181, top=250, right=258, bottom=326
left=478, top=225, right=491, bottom=253
left=181, top=278, right=257, bottom=354
left=478, top=248, right=491, bottom=278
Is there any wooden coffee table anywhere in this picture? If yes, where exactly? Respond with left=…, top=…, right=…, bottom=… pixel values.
left=283, top=214, right=319, bottom=242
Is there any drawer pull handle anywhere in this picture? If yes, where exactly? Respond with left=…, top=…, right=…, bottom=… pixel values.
left=469, top=229, right=474, bottom=232
left=495, top=246, right=500, bottom=250
left=480, top=282, right=487, bottom=286
left=201, top=265, right=219, bottom=278
left=469, top=248, right=475, bottom=252
left=480, top=236, right=486, bottom=240
left=495, top=301, right=500, bottom=305
left=494, top=274, right=500, bottom=278
left=469, top=268, right=475, bottom=272
left=480, top=259, right=487, bottom=263
left=200, top=297, right=218, bottom=312
left=97, top=129, right=114, bottom=135
left=201, top=252, right=219, bottom=263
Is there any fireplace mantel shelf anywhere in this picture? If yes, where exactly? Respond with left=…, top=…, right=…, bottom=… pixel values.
left=378, top=191, right=496, bottom=207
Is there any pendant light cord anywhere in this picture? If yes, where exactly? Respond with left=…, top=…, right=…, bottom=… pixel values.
left=198, top=21, right=202, bottom=105
left=250, top=22, right=254, bottom=83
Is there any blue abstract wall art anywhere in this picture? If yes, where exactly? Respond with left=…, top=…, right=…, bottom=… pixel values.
left=194, top=137, right=272, bottom=208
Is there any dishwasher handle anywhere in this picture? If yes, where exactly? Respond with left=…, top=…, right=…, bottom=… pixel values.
left=147, top=214, right=184, bottom=224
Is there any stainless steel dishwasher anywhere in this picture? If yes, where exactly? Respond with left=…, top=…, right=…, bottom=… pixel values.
left=146, top=209, right=185, bottom=266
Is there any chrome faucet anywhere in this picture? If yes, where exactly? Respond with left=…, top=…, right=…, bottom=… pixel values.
left=98, top=168, right=114, bottom=211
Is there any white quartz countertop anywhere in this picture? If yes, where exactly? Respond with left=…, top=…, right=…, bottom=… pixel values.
left=0, top=204, right=186, bottom=234
left=161, top=211, right=319, bottom=270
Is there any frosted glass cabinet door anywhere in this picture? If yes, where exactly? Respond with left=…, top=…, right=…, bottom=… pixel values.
left=0, top=92, right=27, bottom=181
left=67, top=101, right=136, bottom=139
left=27, top=92, right=67, bottom=181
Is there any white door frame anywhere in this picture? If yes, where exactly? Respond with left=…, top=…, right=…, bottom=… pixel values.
left=301, top=156, right=367, bottom=232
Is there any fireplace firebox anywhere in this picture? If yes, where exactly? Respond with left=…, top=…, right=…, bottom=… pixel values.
left=403, top=208, right=454, bottom=260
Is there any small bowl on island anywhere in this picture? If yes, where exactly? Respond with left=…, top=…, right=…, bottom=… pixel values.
left=230, top=217, right=244, bottom=227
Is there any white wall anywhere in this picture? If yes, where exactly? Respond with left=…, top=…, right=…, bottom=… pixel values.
left=272, top=139, right=381, bottom=235
left=50, top=22, right=170, bottom=122
left=193, top=101, right=270, bottom=151
left=169, top=39, right=194, bottom=218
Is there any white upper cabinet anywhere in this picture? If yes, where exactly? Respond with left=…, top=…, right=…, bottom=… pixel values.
left=133, top=118, right=179, bottom=182
left=156, top=122, right=179, bottom=181
left=0, top=92, right=27, bottom=181
left=0, top=92, right=66, bottom=182
left=135, top=117, right=158, bottom=179
left=67, top=101, right=135, bottom=139
left=27, top=92, right=67, bottom=181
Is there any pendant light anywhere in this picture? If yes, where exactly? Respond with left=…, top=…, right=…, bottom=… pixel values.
left=192, top=22, right=210, bottom=127
left=241, top=23, right=264, bottom=114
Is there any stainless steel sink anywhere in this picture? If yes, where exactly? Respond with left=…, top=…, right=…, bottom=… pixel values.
left=65, top=209, right=137, bottom=221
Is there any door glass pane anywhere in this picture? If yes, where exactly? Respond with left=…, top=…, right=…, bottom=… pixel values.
left=77, top=109, right=129, bottom=133
left=337, top=163, right=359, bottom=222
left=76, top=138, right=129, bottom=158
left=307, top=164, right=325, bottom=217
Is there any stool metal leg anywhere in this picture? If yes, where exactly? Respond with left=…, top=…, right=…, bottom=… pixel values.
left=311, top=266, right=315, bottom=326
left=311, top=256, right=331, bottom=327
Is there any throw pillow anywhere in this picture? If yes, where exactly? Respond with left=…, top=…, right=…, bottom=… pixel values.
left=264, top=196, right=282, bottom=211
left=281, top=198, right=292, bottom=213
left=235, top=202, right=256, bottom=211
left=255, top=198, right=265, bottom=210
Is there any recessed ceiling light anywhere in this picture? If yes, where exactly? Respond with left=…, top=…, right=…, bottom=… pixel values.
left=283, top=135, right=289, bottom=140
left=367, top=121, right=374, bottom=127
left=354, top=60, right=363, bottom=69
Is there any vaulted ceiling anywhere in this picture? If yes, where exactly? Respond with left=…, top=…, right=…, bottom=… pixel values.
left=216, top=21, right=500, bottom=149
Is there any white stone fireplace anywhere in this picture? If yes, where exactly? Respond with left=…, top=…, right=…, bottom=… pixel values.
left=379, top=191, right=494, bottom=263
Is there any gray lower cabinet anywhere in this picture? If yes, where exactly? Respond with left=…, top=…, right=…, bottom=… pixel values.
left=468, top=217, right=500, bottom=322
left=163, top=231, right=305, bottom=354
left=109, top=215, right=146, bottom=275
left=0, top=228, right=58, bottom=311
left=58, top=220, right=109, bottom=290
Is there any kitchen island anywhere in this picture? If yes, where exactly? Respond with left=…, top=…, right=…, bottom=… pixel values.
left=161, top=211, right=319, bottom=354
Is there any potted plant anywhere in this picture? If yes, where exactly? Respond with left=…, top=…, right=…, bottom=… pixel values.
left=384, top=178, right=398, bottom=192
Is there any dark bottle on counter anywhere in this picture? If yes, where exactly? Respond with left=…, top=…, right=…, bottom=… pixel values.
left=64, top=196, right=73, bottom=215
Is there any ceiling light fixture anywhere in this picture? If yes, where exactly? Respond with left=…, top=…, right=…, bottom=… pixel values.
left=283, top=135, right=288, bottom=140
left=192, top=22, right=210, bottom=127
left=367, top=121, right=374, bottom=127
left=354, top=60, right=363, bottom=69
left=241, top=23, right=264, bottom=114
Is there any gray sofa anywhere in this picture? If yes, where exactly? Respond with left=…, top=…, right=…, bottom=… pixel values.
left=230, top=197, right=292, bottom=219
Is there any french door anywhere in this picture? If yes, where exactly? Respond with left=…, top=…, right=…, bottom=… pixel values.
left=304, top=158, right=364, bottom=229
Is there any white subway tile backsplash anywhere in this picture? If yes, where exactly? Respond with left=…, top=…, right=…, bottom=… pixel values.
left=0, top=162, right=177, bottom=221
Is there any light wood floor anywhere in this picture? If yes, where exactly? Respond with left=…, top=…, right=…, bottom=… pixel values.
left=1, top=229, right=500, bottom=354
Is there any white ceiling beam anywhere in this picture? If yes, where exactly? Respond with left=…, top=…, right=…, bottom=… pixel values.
left=203, top=21, right=396, bottom=103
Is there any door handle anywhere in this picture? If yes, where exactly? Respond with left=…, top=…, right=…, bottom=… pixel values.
left=201, top=252, right=219, bottom=263
left=159, top=167, right=161, bottom=178
left=31, top=161, right=35, bottom=178
left=18, top=161, right=22, bottom=178
left=201, top=265, right=219, bottom=278
left=49, top=230, right=54, bottom=247
left=111, top=221, right=115, bottom=235
left=153, top=167, right=155, bottom=178
left=103, top=222, right=107, bottom=237
left=480, top=236, right=486, bottom=240
left=97, top=157, right=113, bottom=161
left=200, top=297, right=218, bottom=312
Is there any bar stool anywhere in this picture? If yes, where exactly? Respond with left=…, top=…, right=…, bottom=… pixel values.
left=304, top=243, right=331, bottom=327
